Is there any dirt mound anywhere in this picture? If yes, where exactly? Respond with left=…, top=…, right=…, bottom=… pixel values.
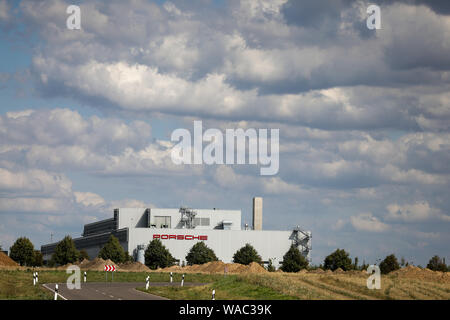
left=202, top=261, right=226, bottom=273
left=157, top=261, right=268, bottom=274
left=226, top=263, right=248, bottom=273
left=78, top=259, right=90, bottom=267
left=391, top=265, right=450, bottom=283
left=334, top=268, right=345, bottom=274
left=0, top=252, right=18, bottom=267
left=309, top=268, right=325, bottom=274
left=244, top=262, right=268, bottom=274
left=118, top=261, right=151, bottom=272
left=78, top=257, right=112, bottom=271
left=164, top=265, right=183, bottom=272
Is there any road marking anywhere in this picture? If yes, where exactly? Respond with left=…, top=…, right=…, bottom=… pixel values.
left=42, top=284, right=68, bottom=300
left=109, top=295, right=114, bottom=298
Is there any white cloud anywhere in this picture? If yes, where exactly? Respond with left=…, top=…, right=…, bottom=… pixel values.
left=0, top=0, right=10, bottom=22
left=74, top=192, right=105, bottom=207
left=386, top=202, right=450, bottom=222
left=0, top=167, right=72, bottom=198
left=331, top=219, right=346, bottom=231
left=350, top=213, right=390, bottom=232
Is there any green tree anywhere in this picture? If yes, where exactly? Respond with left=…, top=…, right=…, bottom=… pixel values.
left=267, top=259, right=276, bottom=272
left=360, top=260, right=369, bottom=271
left=98, top=235, right=126, bottom=263
left=354, top=257, right=359, bottom=270
left=51, top=236, right=80, bottom=265
left=232, top=243, right=262, bottom=265
left=9, top=237, right=34, bottom=266
left=186, top=242, right=218, bottom=265
left=125, top=251, right=134, bottom=263
left=379, top=254, right=400, bottom=274
left=324, top=249, right=352, bottom=271
left=281, top=244, right=308, bottom=272
left=144, top=239, right=175, bottom=270
left=426, top=255, right=447, bottom=272
left=32, top=250, right=44, bottom=267
left=79, top=249, right=89, bottom=261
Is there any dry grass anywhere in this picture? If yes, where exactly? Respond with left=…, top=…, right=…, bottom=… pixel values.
left=239, top=272, right=450, bottom=300
left=1, top=267, right=448, bottom=300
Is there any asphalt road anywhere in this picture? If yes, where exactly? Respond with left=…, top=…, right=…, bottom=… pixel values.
left=42, top=282, right=200, bottom=300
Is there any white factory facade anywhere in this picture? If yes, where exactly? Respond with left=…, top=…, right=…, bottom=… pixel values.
left=41, top=198, right=311, bottom=268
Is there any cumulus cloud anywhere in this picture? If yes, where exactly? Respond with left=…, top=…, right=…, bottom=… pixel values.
left=350, top=212, right=390, bottom=232
left=386, top=202, right=450, bottom=222
left=9, top=0, right=447, bottom=131
left=0, top=108, right=192, bottom=176
left=1, top=0, right=450, bottom=265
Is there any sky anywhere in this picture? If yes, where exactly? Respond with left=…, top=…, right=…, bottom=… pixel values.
left=0, top=0, right=449, bottom=266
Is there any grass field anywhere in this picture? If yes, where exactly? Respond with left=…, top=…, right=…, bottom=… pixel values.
left=1, top=269, right=449, bottom=300
left=142, top=271, right=450, bottom=300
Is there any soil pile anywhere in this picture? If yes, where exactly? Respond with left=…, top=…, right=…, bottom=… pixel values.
left=78, top=257, right=112, bottom=271
left=390, top=265, right=450, bottom=283
left=118, top=261, right=151, bottom=272
left=309, top=268, right=325, bottom=274
left=157, top=261, right=268, bottom=274
left=49, top=258, right=151, bottom=272
left=245, top=262, right=268, bottom=274
left=0, top=252, right=18, bottom=267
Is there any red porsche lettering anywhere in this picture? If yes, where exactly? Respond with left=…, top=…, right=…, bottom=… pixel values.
left=153, top=234, right=208, bottom=240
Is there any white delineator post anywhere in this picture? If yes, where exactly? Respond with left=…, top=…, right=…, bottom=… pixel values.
left=36, top=272, right=38, bottom=284
left=33, top=272, right=36, bottom=286
left=170, top=272, right=173, bottom=283
left=212, top=289, right=215, bottom=300
left=181, top=274, right=184, bottom=287
left=145, top=276, right=149, bottom=290
left=84, top=271, right=87, bottom=283
left=54, top=284, right=58, bottom=300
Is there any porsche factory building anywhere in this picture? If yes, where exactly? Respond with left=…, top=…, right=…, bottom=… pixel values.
left=41, top=198, right=311, bottom=268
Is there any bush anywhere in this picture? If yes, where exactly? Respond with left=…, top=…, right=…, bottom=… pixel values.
left=144, top=239, right=175, bottom=270
left=32, top=250, right=43, bottom=267
left=233, top=244, right=262, bottom=265
left=186, top=242, right=218, bottom=265
left=379, top=254, right=400, bottom=274
left=426, top=255, right=447, bottom=272
left=267, top=259, right=276, bottom=272
left=9, top=237, right=34, bottom=266
left=125, top=251, right=134, bottom=262
left=79, top=249, right=89, bottom=261
left=98, top=235, right=126, bottom=263
left=51, top=236, right=80, bottom=265
left=324, top=249, right=352, bottom=271
left=281, top=244, right=308, bottom=272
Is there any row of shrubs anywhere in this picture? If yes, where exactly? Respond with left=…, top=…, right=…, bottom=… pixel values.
left=5, top=236, right=308, bottom=272
left=5, top=236, right=449, bottom=274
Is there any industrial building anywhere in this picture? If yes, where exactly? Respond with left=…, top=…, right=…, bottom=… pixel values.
left=41, top=198, right=311, bottom=268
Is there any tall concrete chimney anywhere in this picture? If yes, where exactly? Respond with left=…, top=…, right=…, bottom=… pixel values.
left=252, top=197, right=263, bottom=230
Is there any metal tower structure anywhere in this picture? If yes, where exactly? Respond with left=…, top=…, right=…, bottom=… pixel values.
left=179, top=207, right=197, bottom=229
left=290, top=226, right=312, bottom=262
